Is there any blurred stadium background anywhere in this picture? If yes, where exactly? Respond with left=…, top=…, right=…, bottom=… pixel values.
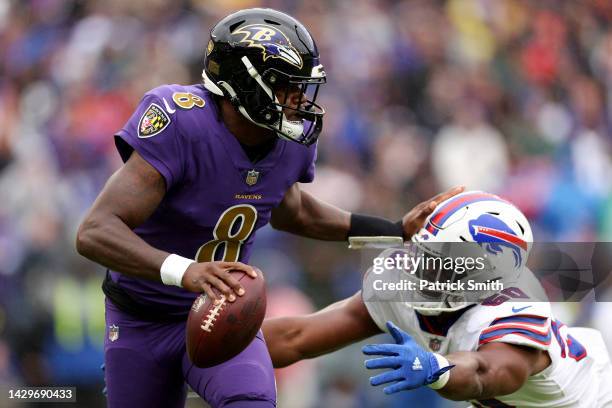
left=1, top=0, right=611, bottom=406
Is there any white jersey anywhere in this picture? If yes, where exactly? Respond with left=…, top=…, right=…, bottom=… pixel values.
left=364, top=270, right=612, bottom=407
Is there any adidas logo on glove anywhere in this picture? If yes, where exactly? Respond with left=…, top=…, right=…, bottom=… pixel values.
left=412, top=357, right=423, bottom=371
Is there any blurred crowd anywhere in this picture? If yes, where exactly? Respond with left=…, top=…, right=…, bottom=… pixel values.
left=1, top=0, right=611, bottom=407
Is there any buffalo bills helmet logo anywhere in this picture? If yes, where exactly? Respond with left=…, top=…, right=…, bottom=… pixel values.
left=468, top=214, right=527, bottom=268
left=232, top=24, right=303, bottom=68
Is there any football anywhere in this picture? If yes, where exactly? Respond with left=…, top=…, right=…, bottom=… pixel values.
left=186, top=268, right=267, bottom=368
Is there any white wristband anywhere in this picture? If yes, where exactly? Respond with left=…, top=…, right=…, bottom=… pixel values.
left=428, top=353, right=452, bottom=390
left=160, top=254, right=195, bottom=287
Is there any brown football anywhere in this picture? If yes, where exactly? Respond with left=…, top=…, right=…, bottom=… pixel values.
left=186, top=268, right=266, bottom=368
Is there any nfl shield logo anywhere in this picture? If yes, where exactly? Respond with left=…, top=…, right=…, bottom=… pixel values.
left=429, top=337, right=442, bottom=352
left=108, top=325, right=119, bottom=342
left=246, top=170, right=259, bottom=186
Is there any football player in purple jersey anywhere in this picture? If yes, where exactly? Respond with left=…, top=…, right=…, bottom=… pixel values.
left=76, top=8, right=462, bottom=408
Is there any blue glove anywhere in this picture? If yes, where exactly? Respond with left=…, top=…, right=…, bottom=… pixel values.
left=362, top=321, right=454, bottom=394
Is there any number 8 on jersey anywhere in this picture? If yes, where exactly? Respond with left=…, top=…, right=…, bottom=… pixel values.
left=195, top=205, right=258, bottom=262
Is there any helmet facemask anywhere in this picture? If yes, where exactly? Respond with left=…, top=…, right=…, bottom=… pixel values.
left=262, top=66, right=325, bottom=145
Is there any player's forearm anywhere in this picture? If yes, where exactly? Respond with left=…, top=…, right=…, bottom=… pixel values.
left=264, top=314, right=359, bottom=368
left=294, top=191, right=351, bottom=240
left=76, top=212, right=169, bottom=281
left=262, top=316, right=310, bottom=368
left=433, top=351, right=486, bottom=400
left=271, top=186, right=403, bottom=241
left=263, top=293, right=380, bottom=368
left=264, top=314, right=366, bottom=368
left=436, top=351, right=520, bottom=401
left=271, top=188, right=351, bottom=241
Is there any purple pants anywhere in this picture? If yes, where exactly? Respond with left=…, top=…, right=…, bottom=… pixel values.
left=104, top=299, right=276, bottom=408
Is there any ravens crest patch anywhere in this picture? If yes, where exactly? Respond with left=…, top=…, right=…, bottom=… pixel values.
left=138, top=103, right=171, bottom=138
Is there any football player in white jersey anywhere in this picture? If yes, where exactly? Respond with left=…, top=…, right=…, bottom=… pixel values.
left=263, top=191, right=612, bottom=407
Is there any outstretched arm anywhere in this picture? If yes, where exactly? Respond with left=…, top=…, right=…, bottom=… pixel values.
left=269, top=183, right=351, bottom=241
left=263, top=292, right=382, bottom=368
left=437, top=342, right=548, bottom=401
left=270, top=184, right=464, bottom=241
left=363, top=322, right=550, bottom=400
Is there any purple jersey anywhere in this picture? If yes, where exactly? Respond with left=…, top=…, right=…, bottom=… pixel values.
left=110, top=84, right=316, bottom=313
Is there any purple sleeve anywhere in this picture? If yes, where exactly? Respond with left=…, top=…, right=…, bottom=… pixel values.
left=114, top=93, right=184, bottom=190
left=299, top=143, right=317, bottom=183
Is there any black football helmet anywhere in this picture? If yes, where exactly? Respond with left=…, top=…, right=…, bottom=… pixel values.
left=202, top=8, right=326, bottom=146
